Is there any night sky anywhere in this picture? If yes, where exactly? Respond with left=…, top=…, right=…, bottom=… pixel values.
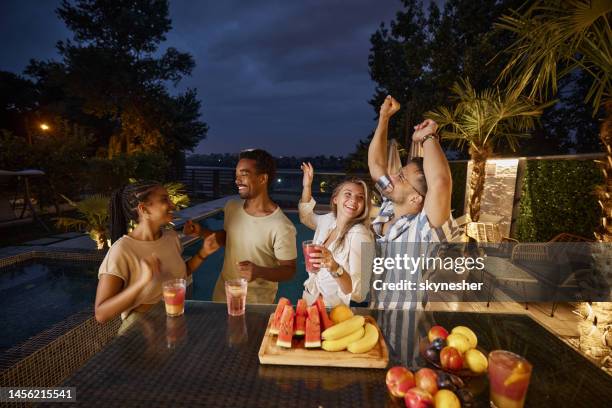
left=0, top=1, right=435, bottom=156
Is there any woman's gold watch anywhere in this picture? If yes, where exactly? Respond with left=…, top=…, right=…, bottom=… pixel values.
left=330, top=266, right=345, bottom=278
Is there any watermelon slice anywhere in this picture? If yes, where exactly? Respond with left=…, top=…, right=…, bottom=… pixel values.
left=315, top=296, right=334, bottom=330
left=276, top=305, right=294, bottom=348
left=305, top=305, right=321, bottom=348
left=270, top=297, right=291, bottom=335
left=294, top=299, right=307, bottom=336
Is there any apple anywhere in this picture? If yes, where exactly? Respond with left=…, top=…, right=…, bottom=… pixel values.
left=446, top=333, right=471, bottom=354
left=434, top=389, right=460, bottom=408
left=440, top=346, right=463, bottom=371
left=428, top=325, right=449, bottom=342
left=404, top=387, right=434, bottom=408
left=386, top=366, right=416, bottom=398
left=414, top=368, right=438, bottom=395
left=451, top=326, right=478, bottom=348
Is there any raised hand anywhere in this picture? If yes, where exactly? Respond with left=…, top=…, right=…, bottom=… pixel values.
left=301, top=162, right=314, bottom=188
left=183, top=220, right=202, bottom=237
left=412, top=119, right=439, bottom=143
left=200, top=230, right=225, bottom=257
left=379, top=95, right=401, bottom=120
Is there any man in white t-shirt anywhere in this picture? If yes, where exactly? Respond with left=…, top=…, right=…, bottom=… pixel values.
left=203, top=149, right=297, bottom=304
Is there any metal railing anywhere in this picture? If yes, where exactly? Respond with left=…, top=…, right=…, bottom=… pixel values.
left=180, top=166, right=370, bottom=200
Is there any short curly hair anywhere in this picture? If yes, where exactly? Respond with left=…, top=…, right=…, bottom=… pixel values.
left=239, top=149, right=276, bottom=185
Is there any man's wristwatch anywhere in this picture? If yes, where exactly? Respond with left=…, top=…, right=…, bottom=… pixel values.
left=330, top=266, right=345, bottom=278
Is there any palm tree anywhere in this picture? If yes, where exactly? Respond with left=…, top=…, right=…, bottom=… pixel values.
left=426, top=78, right=548, bottom=222
left=495, top=0, right=612, bottom=241
left=55, top=182, right=190, bottom=250
left=496, top=0, right=612, bottom=366
left=55, top=194, right=110, bottom=249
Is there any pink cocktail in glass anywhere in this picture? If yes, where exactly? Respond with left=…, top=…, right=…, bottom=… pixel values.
left=302, top=240, right=321, bottom=273
left=488, top=350, right=532, bottom=408
left=163, top=279, right=186, bottom=317
left=225, top=278, right=247, bottom=316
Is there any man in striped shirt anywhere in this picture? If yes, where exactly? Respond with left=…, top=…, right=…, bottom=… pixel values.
left=367, top=95, right=458, bottom=310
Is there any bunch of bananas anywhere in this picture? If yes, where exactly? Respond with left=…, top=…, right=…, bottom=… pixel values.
left=321, top=315, right=379, bottom=353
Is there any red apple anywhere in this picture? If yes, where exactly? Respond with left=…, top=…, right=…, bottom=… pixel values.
left=404, top=387, right=434, bottom=408
left=440, top=346, right=463, bottom=371
left=428, top=325, right=449, bottom=342
left=414, top=368, right=438, bottom=395
left=386, top=366, right=416, bottom=398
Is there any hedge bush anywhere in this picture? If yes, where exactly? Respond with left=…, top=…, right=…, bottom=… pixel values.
left=516, top=159, right=602, bottom=242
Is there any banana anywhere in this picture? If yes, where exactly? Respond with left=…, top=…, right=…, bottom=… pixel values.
left=321, top=326, right=365, bottom=352
left=321, top=315, right=365, bottom=340
left=347, top=323, right=379, bottom=354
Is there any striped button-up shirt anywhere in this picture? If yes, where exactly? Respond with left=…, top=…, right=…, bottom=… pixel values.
left=369, top=198, right=459, bottom=310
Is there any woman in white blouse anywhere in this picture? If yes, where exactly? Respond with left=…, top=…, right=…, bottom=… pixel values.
left=299, top=162, right=374, bottom=306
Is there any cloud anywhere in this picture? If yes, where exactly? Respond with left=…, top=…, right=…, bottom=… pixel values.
left=1, top=0, right=404, bottom=156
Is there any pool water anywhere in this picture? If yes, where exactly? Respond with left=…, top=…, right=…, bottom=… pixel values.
left=0, top=209, right=339, bottom=351
left=0, top=260, right=99, bottom=352
left=184, top=211, right=312, bottom=303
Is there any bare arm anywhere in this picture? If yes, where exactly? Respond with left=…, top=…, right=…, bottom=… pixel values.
left=238, top=259, right=297, bottom=282
left=94, top=256, right=159, bottom=323
left=414, top=120, right=452, bottom=228
left=183, top=220, right=226, bottom=275
left=298, top=162, right=318, bottom=230
left=368, top=95, right=401, bottom=183
left=185, top=229, right=225, bottom=275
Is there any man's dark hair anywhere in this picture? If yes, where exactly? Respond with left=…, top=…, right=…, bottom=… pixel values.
left=407, top=157, right=428, bottom=197
left=239, top=149, right=276, bottom=185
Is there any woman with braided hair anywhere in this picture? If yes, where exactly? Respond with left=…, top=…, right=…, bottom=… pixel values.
left=95, top=181, right=222, bottom=323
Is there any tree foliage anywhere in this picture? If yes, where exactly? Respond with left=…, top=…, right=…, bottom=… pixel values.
left=348, top=0, right=601, bottom=171
left=9, top=0, right=207, bottom=163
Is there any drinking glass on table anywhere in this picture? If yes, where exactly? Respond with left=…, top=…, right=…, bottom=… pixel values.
left=488, top=350, right=532, bottom=408
left=162, top=278, right=186, bottom=317
left=302, top=240, right=321, bottom=273
left=225, top=278, right=247, bottom=316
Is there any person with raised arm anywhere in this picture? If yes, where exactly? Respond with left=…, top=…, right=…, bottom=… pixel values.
left=367, top=95, right=458, bottom=310
left=298, top=162, right=374, bottom=306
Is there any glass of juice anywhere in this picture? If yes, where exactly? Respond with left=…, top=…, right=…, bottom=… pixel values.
left=302, top=240, right=321, bottom=273
left=162, top=278, right=187, bottom=317
left=225, top=278, right=247, bottom=316
left=488, top=350, right=533, bottom=408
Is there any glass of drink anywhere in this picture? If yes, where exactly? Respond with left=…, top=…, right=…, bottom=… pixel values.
left=488, top=350, right=533, bottom=408
left=162, top=278, right=187, bottom=317
left=225, top=278, right=247, bottom=316
left=302, top=240, right=321, bottom=273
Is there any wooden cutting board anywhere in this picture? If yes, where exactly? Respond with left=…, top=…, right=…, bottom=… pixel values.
left=258, top=314, right=389, bottom=368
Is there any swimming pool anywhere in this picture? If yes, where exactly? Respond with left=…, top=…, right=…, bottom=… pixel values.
left=0, top=260, right=99, bottom=352
left=183, top=211, right=312, bottom=303
left=0, top=209, right=326, bottom=352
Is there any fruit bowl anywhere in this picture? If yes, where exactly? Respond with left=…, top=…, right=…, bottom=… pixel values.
left=418, top=337, right=488, bottom=378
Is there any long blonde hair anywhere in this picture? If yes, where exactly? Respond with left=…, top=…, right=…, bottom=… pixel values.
left=330, top=178, right=372, bottom=252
